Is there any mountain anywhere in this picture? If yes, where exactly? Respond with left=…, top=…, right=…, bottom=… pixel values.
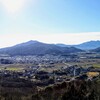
left=91, top=47, right=100, bottom=52
left=56, top=44, right=69, bottom=47
left=0, top=40, right=83, bottom=56
left=56, top=40, right=100, bottom=50
left=74, top=40, right=100, bottom=50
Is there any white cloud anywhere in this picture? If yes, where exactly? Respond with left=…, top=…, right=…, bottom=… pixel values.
left=0, top=32, right=100, bottom=48
left=0, top=0, right=31, bottom=14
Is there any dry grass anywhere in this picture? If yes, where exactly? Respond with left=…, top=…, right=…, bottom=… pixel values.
left=87, top=72, right=99, bottom=77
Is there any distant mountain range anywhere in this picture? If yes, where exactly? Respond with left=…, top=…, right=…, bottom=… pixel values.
left=0, top=40, right=99, bottom=56
left=91, top=47, right=100, bottom=52
left=56, top=40, right=100, bottom=50
left=0, top=40, right=83, bottom=56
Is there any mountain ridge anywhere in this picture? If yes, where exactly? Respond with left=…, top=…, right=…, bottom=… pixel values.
left=56, top=40, right=100, bottom=50
left=0, top=40, right=83, bottom=56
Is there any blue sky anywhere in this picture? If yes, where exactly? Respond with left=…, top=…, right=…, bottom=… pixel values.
left=0, top=0, right=100, bottom=47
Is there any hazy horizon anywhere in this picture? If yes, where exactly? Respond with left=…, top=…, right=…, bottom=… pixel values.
left=0, top=37, right=100, bottom=48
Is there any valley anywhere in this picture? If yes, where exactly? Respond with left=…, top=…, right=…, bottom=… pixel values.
left=0, top=40, right=100, bottom=100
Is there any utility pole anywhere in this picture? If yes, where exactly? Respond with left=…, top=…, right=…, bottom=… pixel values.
left=74, top=66, right=76, bottom=77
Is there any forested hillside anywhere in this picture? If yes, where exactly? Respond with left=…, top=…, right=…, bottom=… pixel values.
left=0, top=79, right=100, bottom=100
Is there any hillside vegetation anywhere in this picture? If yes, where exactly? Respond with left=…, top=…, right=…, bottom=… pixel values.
left=0, top=78, right=100, bottom=100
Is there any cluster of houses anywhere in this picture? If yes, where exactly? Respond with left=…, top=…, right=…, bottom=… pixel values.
left=0, top=64, right=99, bottom=86
left=0, top=54, right=86, bottom=64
